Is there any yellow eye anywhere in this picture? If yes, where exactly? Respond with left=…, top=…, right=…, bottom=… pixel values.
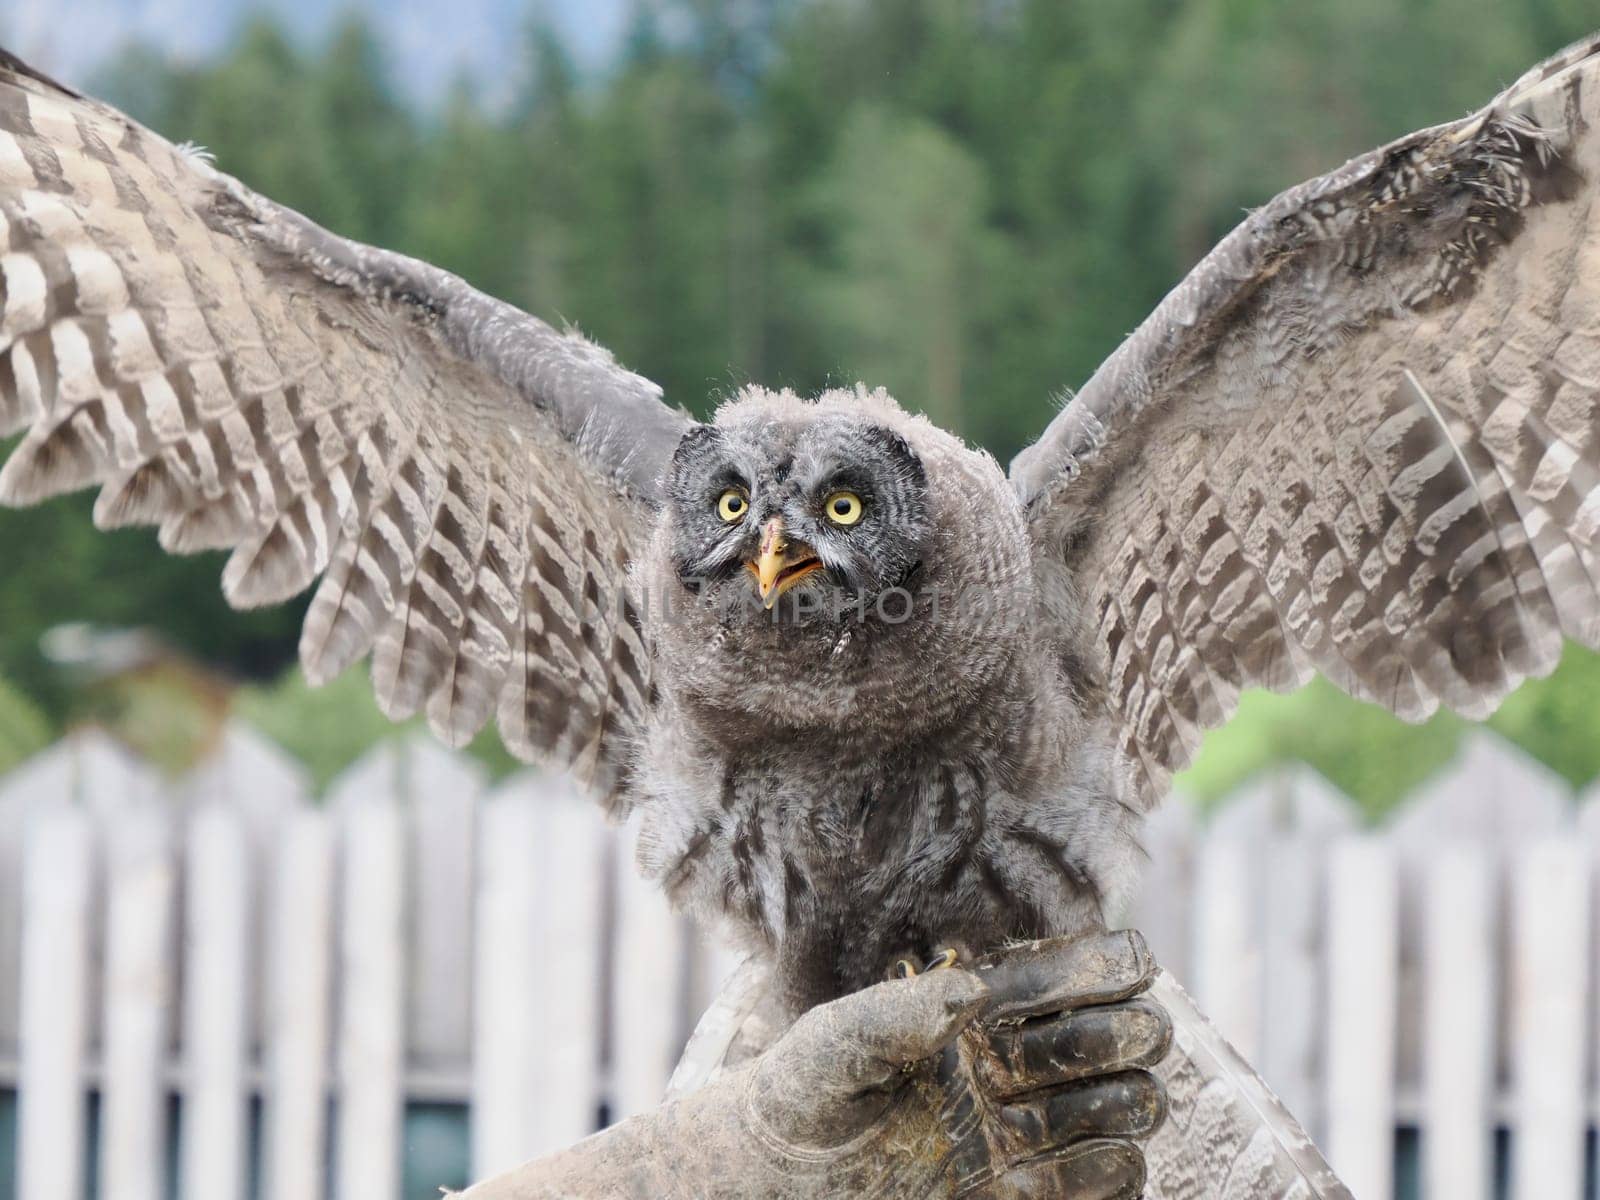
left=717, top=488, right=748, bottom=522
left=824, top=491, right=864, bottom=526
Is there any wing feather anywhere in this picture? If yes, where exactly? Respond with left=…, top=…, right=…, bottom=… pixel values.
left=0, top=49, right=689, bottom=805
left=1014, top=33, right=1600, bottom=804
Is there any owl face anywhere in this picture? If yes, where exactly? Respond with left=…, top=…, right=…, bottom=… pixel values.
left=665, top=409, right=933, bottom=622
left=644, top=387, right=1034, bottom=746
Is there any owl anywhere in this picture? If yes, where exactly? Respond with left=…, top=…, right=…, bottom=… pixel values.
left=4, top=36, right=1600, bottom=1020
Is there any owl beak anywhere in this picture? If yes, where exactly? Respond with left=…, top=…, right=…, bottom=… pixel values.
left=746, top=517, right=821, bottom=609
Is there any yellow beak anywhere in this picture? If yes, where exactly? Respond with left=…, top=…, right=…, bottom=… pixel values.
left=745, top=517, right=822, bottom=608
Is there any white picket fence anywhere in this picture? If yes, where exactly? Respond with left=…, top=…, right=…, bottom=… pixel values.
left=0, top=723, right=1595, bottom=1199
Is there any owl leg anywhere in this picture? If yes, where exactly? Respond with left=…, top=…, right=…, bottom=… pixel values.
left=892, top=948, right=961, bottom=979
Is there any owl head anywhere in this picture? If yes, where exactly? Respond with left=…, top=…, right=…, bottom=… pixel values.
left=664, top=393, right=932, bottom=616
left=642, top=387, right=1035, bottom=745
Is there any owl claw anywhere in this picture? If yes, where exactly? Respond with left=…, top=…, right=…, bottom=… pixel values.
left=891, top=948, right=960, bottom=980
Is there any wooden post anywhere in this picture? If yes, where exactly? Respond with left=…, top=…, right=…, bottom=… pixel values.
left=0, top=746, right=77, bottom=1067
left=180, top=805, right=252, bottom=1200
left=1191, top=835, right=1259, bottom=1063
left=99, top=801, right=176, bottom=1200
left=1420, top=844, right=1494, bottom=1200
left=262, top=807, right=335, bottom=1200
left=1323, top=835, right=1397, bottom=1200
left=473, top=791, right=541, bottom=1180
left=473, top=771, right=607, bottom=1176
left=404, top=740, right=483, bottom=1074
left=1388, top=733, right=1571, bottom=1153
left=1582, top=782, right=1600, bottom=1200
left=1119, top=794, right=1196, bottom=986
left=186, top=723, right=310, bottom=1075
left=16, top=805, right=93, bottom=1200
left=611, top=817, right=692, bottom=1119
left=1211, top=766, right=1355, bottom=1139
left=334, top=782, right=406, bottom=1200
left=1508, top=838, right=1588, bottom=1199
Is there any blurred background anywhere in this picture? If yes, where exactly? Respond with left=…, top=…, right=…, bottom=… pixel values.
left=2, top=2, right=1600, bottom=1199
left=2, top=0, right=1598, bottom=813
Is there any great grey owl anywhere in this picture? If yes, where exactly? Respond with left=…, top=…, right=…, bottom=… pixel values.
left=4, top=36, right=1600, bottom=1018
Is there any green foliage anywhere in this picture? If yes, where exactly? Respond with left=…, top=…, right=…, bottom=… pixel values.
left=0, top=674, right=50, bottom=776
left=1483, top=645, right=1600, bottom=789
left=1176, top=681, right=1469, bottom=823
left=232, top=667, right=398, bottom=793
left=0, top=434, right=304, bottom=721
left=802, top=106, right=1001, bottom=431
left=1176, top=647, right=1600, bottom=820
left=235, top=665, right=522, bottom=795
left=3, top=0, right=1599, bottom=811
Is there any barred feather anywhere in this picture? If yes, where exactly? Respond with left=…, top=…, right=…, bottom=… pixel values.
left=0, top=48, right=689, bottom=805
left=1014, top=31, right=1600, bottom=805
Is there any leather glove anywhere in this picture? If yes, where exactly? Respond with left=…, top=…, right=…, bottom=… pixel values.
left=458, top=929, right=1169, bottom=1199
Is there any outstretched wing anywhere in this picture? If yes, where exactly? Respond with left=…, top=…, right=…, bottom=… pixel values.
left=1012, top=34, right=1600, bottom=805
left=0, top=50, right=691, bottom=803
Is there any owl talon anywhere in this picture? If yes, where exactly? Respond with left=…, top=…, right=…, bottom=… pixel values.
left=891, top=948, right=959, bottom=981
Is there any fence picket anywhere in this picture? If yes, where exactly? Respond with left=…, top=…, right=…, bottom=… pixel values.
left=404, top=740, right=483, bottom=1072
left=610, top=817, right=693, bottom=1120
left=16, top=803, right=94, bottom=1200
left=1, top=733, right=158, bottom=1065
left=179, top=804, right=252, bottom=1200
left=532, top=778, right=608, bottom=1146
left=1509, top=838, right=1589, bottom=1200
left=333, top=779, right=406, bottom=1200
left=1259, top=838, right=1322, bottom=1135
left=1191, top=835, right=1259, bottom=1063
left=1389, top=734, right=1571, bottom=1114
left=1323, top=835, right=1398, bottom=1200
left=1121, top=795, right=1196, bottom=985
left=186, top=722, right=306, bottom=843
left=262, top=807, right=335, bottom=1200
left=99, top=799, right=176, bottom=1200
left=4, top=723, right=1599, bottom=1198
left=15, top=805, right=93, bottom=1200
left=1580, top=785, right=1600, bottom=1189
left=1216, top=766, right=1356, bottom=1139
left=0, top=746, right=77, bottom=1061
left=472, top=790, right=540, bottom=1180
left=471, top=773, right=606, bottom=1176
left=1420, top=844, right=1494, bottom=1200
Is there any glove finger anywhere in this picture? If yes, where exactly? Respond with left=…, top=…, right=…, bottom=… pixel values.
left=998, top=1070, right=1167, bottom=1150
left=973, top=930, right=1156, bottom=1025
left=975, top=997, right=1172, bottom=1098
left=779, top=969, right=990, bottom=1096
left=1000, top=1140, right=1146, bottom=1200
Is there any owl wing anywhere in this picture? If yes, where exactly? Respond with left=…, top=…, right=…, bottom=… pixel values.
left=1012, top=33, right=1600, bottom=807
left=0, top=50, right=691, bottom=802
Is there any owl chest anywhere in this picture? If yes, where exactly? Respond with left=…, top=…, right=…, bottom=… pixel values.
left=635, top=702, right=1115, bottom=1006
left=643, top=749, right=1000, bottom=940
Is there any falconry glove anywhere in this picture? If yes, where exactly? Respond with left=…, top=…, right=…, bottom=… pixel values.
left=458, top=929, right=1169, bottom=1200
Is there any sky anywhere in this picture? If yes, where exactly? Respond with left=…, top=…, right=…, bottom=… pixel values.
left=4, top=0, right=629, bottom=102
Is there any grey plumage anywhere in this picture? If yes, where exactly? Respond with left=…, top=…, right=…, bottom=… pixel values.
left=0, top=48, right=684, bottom=806
left=1013, top=34, right=1600, bottom=806
left=4, top=36, right=1600, bottom=1019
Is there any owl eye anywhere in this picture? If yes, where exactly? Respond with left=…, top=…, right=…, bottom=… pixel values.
left=823, top=490, right=864, bottom=526
left=716, top=488, right=749, bottom=522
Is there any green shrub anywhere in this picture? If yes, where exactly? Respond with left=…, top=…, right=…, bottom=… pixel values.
left=0, top=674, right=53, bottom=775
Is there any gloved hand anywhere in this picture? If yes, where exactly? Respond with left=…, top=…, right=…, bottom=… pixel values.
left=956, top=931, right=1171, bottom=1197
left=458, top=929, right=1170, bottom=1200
